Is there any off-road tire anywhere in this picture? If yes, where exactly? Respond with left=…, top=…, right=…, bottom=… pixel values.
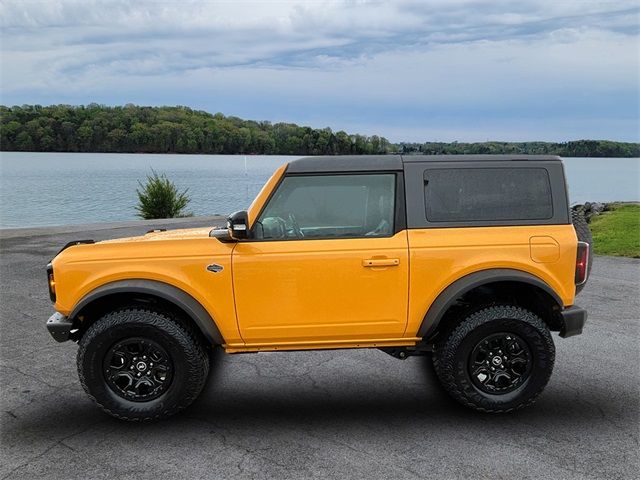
left=77, top=307, right=209, bottom=421
left=571, top=209, right=593, bottom=294
left=432, top=305, right=555, bottom=413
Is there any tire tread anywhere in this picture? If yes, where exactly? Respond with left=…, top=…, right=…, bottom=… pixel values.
left=432, top=305, right=555, bottom=413
left=77, top=307, right=209, bottom=422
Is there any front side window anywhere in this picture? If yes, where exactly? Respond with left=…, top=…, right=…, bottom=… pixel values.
left=254, top=174, right=396, bottom=240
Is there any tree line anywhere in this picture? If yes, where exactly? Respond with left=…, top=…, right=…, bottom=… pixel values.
left=0, top=104, right=391, bottom=155
left=397, top=140, right=640, bottom=158
left=1, top=104, right=638, bottom=157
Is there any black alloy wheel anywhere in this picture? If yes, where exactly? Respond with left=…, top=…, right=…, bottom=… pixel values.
left=468, top=332, right=532, bottom=394
left=103, top=337, right=173, bottom=402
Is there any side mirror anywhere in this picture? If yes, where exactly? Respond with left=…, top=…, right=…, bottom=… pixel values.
left=227, top=210, right=252, bottom=240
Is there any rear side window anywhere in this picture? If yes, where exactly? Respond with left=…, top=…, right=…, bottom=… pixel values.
left=424, top=168, right=553, bottom=223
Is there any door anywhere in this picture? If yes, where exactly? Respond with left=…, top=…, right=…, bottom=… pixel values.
left=232, top=173, right=409, bottom=344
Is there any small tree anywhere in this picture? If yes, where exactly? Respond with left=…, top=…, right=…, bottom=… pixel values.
left=135, top=170, right=191, bottom=219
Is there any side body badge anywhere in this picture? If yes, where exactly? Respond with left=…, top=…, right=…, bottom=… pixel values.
left=206, top=264, right=224, bottom=273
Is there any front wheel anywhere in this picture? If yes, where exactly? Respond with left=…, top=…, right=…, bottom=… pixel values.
left=432, top=305, right=555, bottom=413
left=77, top=307, right=209, bottom=421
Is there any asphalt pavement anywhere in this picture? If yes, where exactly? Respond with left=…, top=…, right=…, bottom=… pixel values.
left=1, top=218, right=638, bottom=480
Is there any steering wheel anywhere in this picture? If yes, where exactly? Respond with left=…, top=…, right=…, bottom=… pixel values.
left=288, top=213, right=304, bottom=238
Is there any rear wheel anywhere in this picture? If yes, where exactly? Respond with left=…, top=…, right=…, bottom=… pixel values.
left=432, top=305, right=554, bottom=413
left=77, top=307, right=209, bottom=421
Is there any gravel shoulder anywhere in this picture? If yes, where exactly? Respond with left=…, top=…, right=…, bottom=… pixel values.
left=1, top=219, right=638, bottom=480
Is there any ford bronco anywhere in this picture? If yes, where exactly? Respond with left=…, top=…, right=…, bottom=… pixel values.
left=46, top=155, right=591, bottom=420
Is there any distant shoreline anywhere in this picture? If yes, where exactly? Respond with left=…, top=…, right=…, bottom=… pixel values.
left=2, top=104, right=639, bottom=158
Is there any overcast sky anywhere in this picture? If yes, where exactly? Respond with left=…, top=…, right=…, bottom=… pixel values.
left=1, top=0, right=638, bottom=142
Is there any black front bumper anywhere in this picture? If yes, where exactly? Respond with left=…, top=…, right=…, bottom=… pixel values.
left=559, top=305, right=587, bottom=338
left=47, top=312, right=73, bottom=342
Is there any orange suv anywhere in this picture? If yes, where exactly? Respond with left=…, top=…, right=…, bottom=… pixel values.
left=46, top=155, right=591, bottom=420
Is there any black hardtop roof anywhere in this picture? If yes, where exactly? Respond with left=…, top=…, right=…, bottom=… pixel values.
left=401, top=154, right=562, bottom=162
left=287, top=155, right=403, bottom=173
left=287, top=154, right=562, bottom=173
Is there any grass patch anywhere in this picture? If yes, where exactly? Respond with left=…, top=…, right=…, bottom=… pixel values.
left=589, top=203, right=640, bottom=258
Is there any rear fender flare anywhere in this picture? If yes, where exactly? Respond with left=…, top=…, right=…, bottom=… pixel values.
left=418, top=268, right=563, bottom=340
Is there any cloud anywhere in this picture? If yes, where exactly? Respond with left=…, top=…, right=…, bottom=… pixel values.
left=1, top=0, right=638, bottom=141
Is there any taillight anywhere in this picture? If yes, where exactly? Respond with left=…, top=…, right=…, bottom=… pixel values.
left=46, top=263, right=56, bottom=302
left=575, top=241, right=589, bottom=285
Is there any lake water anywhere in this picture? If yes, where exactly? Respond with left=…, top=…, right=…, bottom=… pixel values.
left=0, top=152, right=638, bottom=229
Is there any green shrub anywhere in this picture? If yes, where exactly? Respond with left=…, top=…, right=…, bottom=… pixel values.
left=135, top=170, right=192, bottom=219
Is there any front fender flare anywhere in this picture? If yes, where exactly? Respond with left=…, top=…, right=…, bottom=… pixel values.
left=69, top=279, right=224, bottom=345
left=418, top=268, right=563, bottom=340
